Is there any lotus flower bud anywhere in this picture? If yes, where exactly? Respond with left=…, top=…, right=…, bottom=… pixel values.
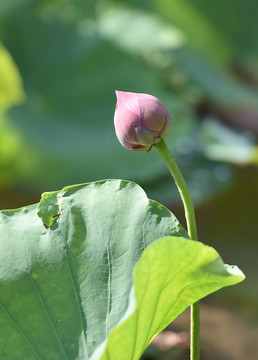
left=114, top=91, right=172, bottom=151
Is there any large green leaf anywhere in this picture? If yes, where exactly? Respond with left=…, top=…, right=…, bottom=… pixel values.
left=0, top=179, right=244, bottom=359
left=0, top=179, right=187, bottom=359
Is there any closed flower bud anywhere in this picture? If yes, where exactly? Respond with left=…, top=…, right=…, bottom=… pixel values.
left=114, top=91, right=172, bottom=151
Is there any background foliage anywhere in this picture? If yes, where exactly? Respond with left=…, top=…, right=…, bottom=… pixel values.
left=0, top=0, right=258, bottom=359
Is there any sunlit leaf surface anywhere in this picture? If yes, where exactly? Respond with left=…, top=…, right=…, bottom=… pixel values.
left=98, top=236, right=244, bottom=360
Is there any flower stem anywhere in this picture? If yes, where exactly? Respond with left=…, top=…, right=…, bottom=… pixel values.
left=154, top=138, right=200, bottom=360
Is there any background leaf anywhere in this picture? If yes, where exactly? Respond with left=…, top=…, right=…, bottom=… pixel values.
left=0, top=2, right=191, bottom=190
left=200, top=119, right=258, bottom=165
left=1, top=0, right=258, bottom=206
left=0, top=0, right=233, bottom=205
left=0, top=42, right=25, bottom=113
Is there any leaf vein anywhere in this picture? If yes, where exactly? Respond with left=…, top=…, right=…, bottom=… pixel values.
left=29, top=275, right=69, bottom=360
left=0, top=301, right=41, bottom=360
left=65, top=252, right=89, bottom=359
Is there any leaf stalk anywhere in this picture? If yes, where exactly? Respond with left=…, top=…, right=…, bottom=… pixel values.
left=154, top=138, right=200, bottom=360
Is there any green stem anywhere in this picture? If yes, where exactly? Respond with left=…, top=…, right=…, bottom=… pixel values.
left=154, top=139, right=200, bottom=360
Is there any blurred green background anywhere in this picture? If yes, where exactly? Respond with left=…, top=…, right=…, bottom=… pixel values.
left=1, top=0, right=258, bottom=359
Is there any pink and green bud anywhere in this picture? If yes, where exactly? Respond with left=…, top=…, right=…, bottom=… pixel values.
left=114, top=91, right=172, bottom=152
